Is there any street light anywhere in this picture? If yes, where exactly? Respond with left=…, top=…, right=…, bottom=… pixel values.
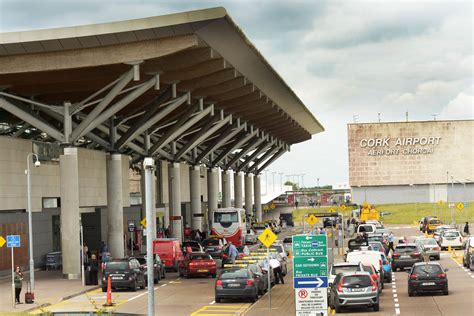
left=409, top=184, right=418, bottom=219
left=26, top=153, right=40, bottom=291
left=278, top=173, right=284, bottom=191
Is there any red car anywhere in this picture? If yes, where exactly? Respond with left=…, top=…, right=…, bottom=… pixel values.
left=178, top=252, right=217, bottom=278
left=362, top=263, right=383, bottom=293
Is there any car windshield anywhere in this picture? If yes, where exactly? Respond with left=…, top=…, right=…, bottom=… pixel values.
left=417, top=238, right=437, bottom=245
left=359, top=225, right=374, bottom=233
left=214, top=211, right=238, bottom=223
left=396, top=245, right=417, bottom=253
left=136, top=258, right=146, bottom=265
left=106, top=262, right=129, bottom=270
left=283, top=237, right=292, bottom=243
left=413, top=265, right=442, bottom=275
left=220, top=269, right=249, bottom=279
left=190, top=254, right=211, bottom=260
left=331, top=266, right=360, bottom=275
left=203, top=239, right=220, bottom=246
left=369, top=243, right=382, bottom=250
left=443, top=231, right=459, bottom=237
left=272, top=245, right=284, bottom=253
left=342, top=275, right=371, bottom=288
left=362, top=266, right=373, bottom=273
left=430, top=219, right=441, bottom=224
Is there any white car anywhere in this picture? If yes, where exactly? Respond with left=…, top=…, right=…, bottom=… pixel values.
left=357, top=224, right=376, bottom=235
left=245, top=230, right=258, bottom=244
left=328, top=262, right=364, bottom=286
left=346, top=250, right=385, bottom=289
left=439, top=230, right=463, bottom=249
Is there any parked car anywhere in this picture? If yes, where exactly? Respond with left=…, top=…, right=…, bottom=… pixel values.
left=282, top=236, right=293, bottom=254
left=407, top=262, right=448, bottom=296
left=183, top=240, right=204, bottom=253
left=102, top=258, right=146, bottom=292
left=346, top=250, right=384, bottom=283
left=357, top=224, right=376, bottom=235
left=433, top=225, right=456, bottom=243
left=426, top=217, right=442, bottom=234
left=415, top=237, right=441, bottom=260
left=462, top=236, right=474, bottom=270
left=439, top=230, right=463, bottom=249
left=328, top=271, right=379, bottom=313
left=368, top=241, right=385, bottom=254
left=136, top=254, right=166, bottom=284
left=202, top=237, right=227, bottom=260
left=391, top=244, right=423, bottom=271
left=222, top=245, right=250, bottom=267
left=329, top=262, right=364, bottom=286
left=178, top=252, right=217, bottom=278
left=153, top=238, right=184, bottom=271
left=362, top=263, right=383, bottom=292
left=215, top=267, right=264, bottom=303
left=245, top=230, right=258, bottom=244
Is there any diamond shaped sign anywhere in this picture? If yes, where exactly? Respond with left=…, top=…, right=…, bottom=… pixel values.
left=456, top=202, right=465, bottom=210
left=437, top=200, right=444, bottom=207
left=306, top=214, right=318, bottom=226
left=340, top=204, right=347, bottom=211
left=258, top=227, right=277, bottom=248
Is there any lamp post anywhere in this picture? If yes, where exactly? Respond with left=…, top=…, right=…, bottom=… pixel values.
left=26, top=153, right=40, bottom=291
left=279, top=173, right=284, bottom=191
left=264, top=169, right=269, bottom=195
left=409, top=184, right=417, bottom=219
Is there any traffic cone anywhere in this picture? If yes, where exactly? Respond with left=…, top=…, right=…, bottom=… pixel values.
left=103, top=276, right=114, bottom=306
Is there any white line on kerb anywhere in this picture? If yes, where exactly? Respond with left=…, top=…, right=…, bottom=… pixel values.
left=210, top=301, right=215, bottom=305
left=395, top=307, right=401, bottom=314
left=394, top=298, right=399, bottom=302
left=161, top=284, right=167, bottom=287
left=393, top=294, right=398, bottom=298
left=392, top=289, right=397, bottom=293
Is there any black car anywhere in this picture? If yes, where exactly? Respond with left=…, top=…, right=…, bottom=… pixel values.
left=392, top=244, right=423, bottom=271
left=102, top=258, right=146, bottom=292
left=407, top=262, right=448, bottom=296
left=323, top=217, right=336, bottom=228
left=463, top=237, right=474, bottom=270
left=136, top=254, right=166, bottom=284
left=215, top=267, right=265, bottom=303
left=202, top=237, right=226, bottom=259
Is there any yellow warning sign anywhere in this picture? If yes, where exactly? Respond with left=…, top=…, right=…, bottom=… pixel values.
left=258, top=228, right=277, bottom=248
left=329, top=208, right=336, bottom=213
left=140, top=217, right=147, bottom=228
left=437, top=200, right=444, bottom=207
left=0, top=236, right=5, bottom=248
left=456, top=202, right=465, bottom=210
left=340, top=204, right=347, bottom=211
left=306, top=214, right=318, bottom=226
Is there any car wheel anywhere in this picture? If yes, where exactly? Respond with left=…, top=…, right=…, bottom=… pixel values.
left=215, top=297, right=221, bottom=303
left=131, top=280, right=137, bottom=292
left=470, top=262, right=474, bottom=271
left=436, top=256, right=440, bottom=261
left=335, top=304, right=342, bottom=313
left=140, top=280, right=146, bottom=289
left=408, top=290, right=414, bottom=297
left=373, top=303, right=380, bottom=311
left=443, top=288, right=448, bottom=295
left=249, top=295, right=257, bottom=303
left=386, top=274, right=392, bottom=283
left=381, top=281, right=384, bottom=289
left=162, top=269, right=166, bottom=279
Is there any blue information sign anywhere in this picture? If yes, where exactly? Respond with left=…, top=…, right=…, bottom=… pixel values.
left=7, top=235, right=20, bottom=248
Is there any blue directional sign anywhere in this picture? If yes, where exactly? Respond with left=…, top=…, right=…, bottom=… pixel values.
left=294, top=276, right=328, bottom=289
left=7, top=235, right=20, bottom=248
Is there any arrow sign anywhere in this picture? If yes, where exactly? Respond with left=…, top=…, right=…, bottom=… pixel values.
left=294, top=277, right=328, bottom=289
left=0, top=236, right=5, bottom=248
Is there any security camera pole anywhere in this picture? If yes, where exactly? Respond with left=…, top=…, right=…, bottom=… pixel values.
left=26, top=153, right=40, bottom=292
left=143, top=157, right=155, bottom=316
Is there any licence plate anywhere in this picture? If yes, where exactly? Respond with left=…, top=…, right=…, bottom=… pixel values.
left=350, top=288, right=364, bottom=292
left=112, top=277, right=121, bottom=280
left=422, top=282, right=435, bottom=286
left=198, top=269, right=208, bottom=273
left=228, top=283, right=240, bottom=287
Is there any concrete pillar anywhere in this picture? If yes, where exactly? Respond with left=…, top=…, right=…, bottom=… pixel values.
left=234, top=171, right=244, bottom=208
left=207, top=167, right=219, bottom=229
left=244, top=173, right=253, bottom=218
left=60, top=147, right=81, bottom=279
left=190, top=165, right=202, bottom=230
left=107, top=153, right=125, bottom=258
left=254, top=174, right=262, bottom=222
left=222, top=169, right=232, bottom=208
left=169, top=162, right=182, bottom=241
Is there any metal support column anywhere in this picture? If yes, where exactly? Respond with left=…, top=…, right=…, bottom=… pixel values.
left=244, top=173, right=253, bottom=219
left=254, top=174, right=262, bottom=222
left=207, top=168, right=219, bottom=230
left=106, top=154, right=125, bottom=258
left=234, top=171, right=244, bottom=208
left=222, top=169, right=232, bottom=208
left=190, top=165, right=202, bottom=231
left=169, top=162, right=182, bottom=241
left=143, top=158, right=155, bottom=316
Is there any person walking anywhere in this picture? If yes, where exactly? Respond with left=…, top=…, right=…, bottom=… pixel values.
left=464, top=222, right=470, bottom=236
left=89, top=254, right=99, bottom=285
left=14, top=266, right=23, bottom=304
left=388, top=232, right=395, bottom=254
left=227, top=242, right=238, bottom=264
left=269, top=255, right=284, bottom=284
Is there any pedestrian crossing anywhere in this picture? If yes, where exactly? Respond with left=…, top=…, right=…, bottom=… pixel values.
left=191, top=303, right=251, bottom=315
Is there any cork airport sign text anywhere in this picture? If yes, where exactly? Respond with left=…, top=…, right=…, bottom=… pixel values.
left=359, top=136, right=441, bottom=156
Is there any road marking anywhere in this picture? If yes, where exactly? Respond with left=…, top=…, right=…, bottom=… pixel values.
left=394, top=298, right=399, bottom=302
left=191, top=304, right=250, bottom=315
left=395, top=303, right=400, bottom=308
left=161, top=283, right=167, bottom=287
left=393, top=294, right=397, bottom=298
left=392, top=289, right=396, bottom=293
left=396, top=307, right=401, bottom=314
left=127, top=291, right=147, bottom=302
left=209, top=300, right=215, bottom=304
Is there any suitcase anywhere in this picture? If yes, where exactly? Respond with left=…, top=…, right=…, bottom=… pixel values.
left=25, top=282, right=34, bottom=304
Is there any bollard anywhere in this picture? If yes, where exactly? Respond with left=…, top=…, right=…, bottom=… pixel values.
left=103, top=276, right=114, bottom=307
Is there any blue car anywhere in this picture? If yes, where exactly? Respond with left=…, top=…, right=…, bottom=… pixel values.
left=381, top=253, right=392, bottom=283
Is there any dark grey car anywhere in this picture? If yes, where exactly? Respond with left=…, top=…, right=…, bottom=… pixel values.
left=215, top=268, right=262, bottom=303
left=102, top=258, right=146, bottom=292
left=392, top=244, right=423, bottom=271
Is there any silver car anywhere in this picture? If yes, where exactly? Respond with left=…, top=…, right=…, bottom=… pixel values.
left=328, top=271, right=380, bottom=313
left=415, top=237, right=441, bottom=260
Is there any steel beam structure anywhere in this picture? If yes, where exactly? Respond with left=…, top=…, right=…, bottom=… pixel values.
left=211, top=128, right=258, bottom=166
left=237, top=139, right=276, bottom=172
left=256, top=146, right=289, bottom=174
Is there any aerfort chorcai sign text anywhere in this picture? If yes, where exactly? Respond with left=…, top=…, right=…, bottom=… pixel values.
left=359, top=136, right=441, bottom=156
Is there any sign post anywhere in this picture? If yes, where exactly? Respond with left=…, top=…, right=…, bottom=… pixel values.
left=128, top=220, right=136, bottom=256
left=292, top=234, right=328, bottom=316
left=7, top=235, right=21, bottom=308
left=257, top=227, right=277, bottom=309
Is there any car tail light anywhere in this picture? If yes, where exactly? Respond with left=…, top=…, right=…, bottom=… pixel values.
left=409, top=274, right=418, bottom=280
left=411, top=251, right=420, bottom=257
left=436, top=273, right=446, bottom=279
left=246, top=279, right=254, bottom=287
left=216, top=280, right=222, bottom=286
left=370, top=277, right=378, bottom=292
left=372, top=273, right=378, bottom=281
left=379, top=260, right=383, bottom=269
left=337, top=282, right=343, bottom=293
left=433, top=247, right=440, bottom=251
left=393, top=252, right=401, bottom=258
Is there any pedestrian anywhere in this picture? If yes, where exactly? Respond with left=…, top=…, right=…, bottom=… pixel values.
left=464, top=222, right=470, bottom=236
left=388, top=232, right=395, bottom=254
left=165, top=226, right=171, bottom=238
left=295, top=201, right=299, bottom=209
left=320, top=227, right=325, bottom=235
left=89, top=254, right=99, bottom=285
left=194, top=229, right=202, bottom=242
left=269, top=255, right=284, bottom=284
left=14, top=266, right=23, bottom=304
left=227, top=241, right=238, bottom=264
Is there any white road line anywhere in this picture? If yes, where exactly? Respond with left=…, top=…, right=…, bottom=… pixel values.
left=177, top=277, right=181, bottom=280
left=392, top=289, right=397, bottom=293
left=394, top=298, right=399, bottom=302
left=209, top=300, right=215, bottom=305
left=396, top=307, right=401, bottom=314
left=127, top=291, right=147, bottom=302
left=393, top=294, right=398, bottom=298
left=161, top=284, right=167, bottom=287
left=395, top=303, right=400, bottom=308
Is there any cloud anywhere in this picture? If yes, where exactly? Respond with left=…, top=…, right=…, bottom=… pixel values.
left=439, top=90, right=474, bottom=120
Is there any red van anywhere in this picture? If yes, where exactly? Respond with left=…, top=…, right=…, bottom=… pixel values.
left=153, top=238, right=184, bottom=271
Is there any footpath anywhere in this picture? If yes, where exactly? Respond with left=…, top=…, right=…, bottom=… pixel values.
left=0, top=270, right=99, bottom=315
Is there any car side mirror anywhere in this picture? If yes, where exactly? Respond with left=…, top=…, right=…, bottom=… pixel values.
left=444, top=268, right=449, bottom=272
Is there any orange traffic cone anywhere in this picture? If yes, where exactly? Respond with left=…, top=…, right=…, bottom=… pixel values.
left=103, top=276, right=114, bottom=306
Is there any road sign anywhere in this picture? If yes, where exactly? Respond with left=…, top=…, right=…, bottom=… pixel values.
left=294, top=277, right=328, bottom=288
left=258, top=228, right=277, bottom=248
left=329, top=208, right=336, bottom=213
left=456, top=202, right=465, bottom=210
left=128, top=220, right=136, bottom=232
left=292, top=235, right=328, bottom=258
left=448, top=203, right=455, bottom=209
left=340, top=204, right=347, bottom=211
left=437, top=200, right=444, bottom=206
left=0, top=236, right=5, bottom=248
left=140, top=217, right=147, bottom=228
left=295, top=288, right=328, bottom=316
left=306, top=214, right=318, bottom=226
left=293, top=257, right=328, bottom=277
left=6, top=235, right=20, bottom=248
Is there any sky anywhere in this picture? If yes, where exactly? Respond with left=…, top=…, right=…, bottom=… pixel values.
left=0, top=0, right=472, bottom=187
